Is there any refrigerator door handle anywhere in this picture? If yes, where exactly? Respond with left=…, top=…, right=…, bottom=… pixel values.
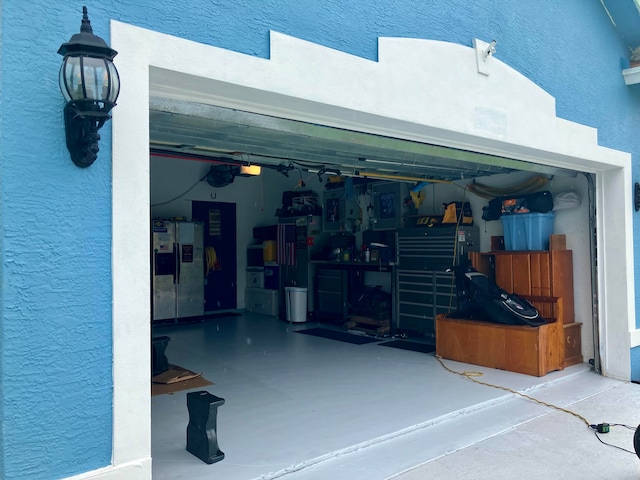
left=175, top=243, right=181, bottom=284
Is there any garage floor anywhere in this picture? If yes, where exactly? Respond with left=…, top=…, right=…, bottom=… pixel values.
left=151, top=312, right=610, bottom=480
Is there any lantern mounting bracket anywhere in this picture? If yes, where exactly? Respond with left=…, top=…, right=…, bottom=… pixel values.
left=63, top=102, right=112, bottom=168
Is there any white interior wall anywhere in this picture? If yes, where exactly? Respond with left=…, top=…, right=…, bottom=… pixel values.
left=150, top=155, right=324, bottom=307
left=149, top=155, right=592, bottom=358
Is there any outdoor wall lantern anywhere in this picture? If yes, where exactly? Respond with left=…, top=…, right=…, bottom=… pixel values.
left=58, top=6, right=120, bottom=167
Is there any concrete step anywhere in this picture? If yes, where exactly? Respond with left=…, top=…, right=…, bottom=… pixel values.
left=279, top=368, right=622, bottom=480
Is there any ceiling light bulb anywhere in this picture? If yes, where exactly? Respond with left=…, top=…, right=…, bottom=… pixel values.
left=240, top=165, right=261, bottom=176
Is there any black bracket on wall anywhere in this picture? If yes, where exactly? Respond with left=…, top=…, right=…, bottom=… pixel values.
left=635, top=183, right=640, bottom=212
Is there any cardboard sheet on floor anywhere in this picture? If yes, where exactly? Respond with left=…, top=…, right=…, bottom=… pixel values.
left=151, top=364, right=214, bottom=396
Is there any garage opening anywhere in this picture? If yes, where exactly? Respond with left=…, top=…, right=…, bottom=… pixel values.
left=148, top=99, right=593, bottom=342
left=148, top=101, right=596, bottom=480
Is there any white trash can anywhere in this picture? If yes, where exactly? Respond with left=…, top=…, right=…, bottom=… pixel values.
left=285, top=287, right=308, bottom=323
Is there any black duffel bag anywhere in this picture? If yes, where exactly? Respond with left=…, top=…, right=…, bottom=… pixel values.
left=482, top=190, right=553, bottom=221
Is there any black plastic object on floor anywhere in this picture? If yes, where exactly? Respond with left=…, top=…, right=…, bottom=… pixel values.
left=296, top=327, right=381, bottom=345
left=186, top=391, right=225, bottom=464
left=378, top=340, right=436, bottom=354
left=151, top=336, right=171, bottom=376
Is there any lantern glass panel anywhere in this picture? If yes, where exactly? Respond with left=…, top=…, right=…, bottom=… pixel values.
left=106, top=61, right=120, bottom=103
left=59, top=56, right=84, bottom=101
left=59, top=56, right=119, bottom=103
left=82, top=56, right=110, bottom=101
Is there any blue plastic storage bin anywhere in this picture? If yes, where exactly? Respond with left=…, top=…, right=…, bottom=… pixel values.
left=501, top=212, right=555, bottom=251
left=523, top=212, right=555, bottom=250
left=501, top=214, right=527, bottom=251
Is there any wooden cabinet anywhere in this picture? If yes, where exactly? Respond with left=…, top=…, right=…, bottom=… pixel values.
left=493, top=250, right=574, bottom=324
left=471, top=250, right=583, bottom=367
left=436, top=313, right=564, bottom=377
left=564, top=322, right=583, bottom=367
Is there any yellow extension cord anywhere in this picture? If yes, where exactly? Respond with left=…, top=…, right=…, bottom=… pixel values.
left=434, top=355, right=591, bottom=428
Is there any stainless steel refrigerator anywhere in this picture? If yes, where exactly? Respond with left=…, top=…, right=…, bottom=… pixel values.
left=152, top=220, right=205, bottom=321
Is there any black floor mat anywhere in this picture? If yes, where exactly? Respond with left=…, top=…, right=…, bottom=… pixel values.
left=200, top=312, right=241, bottom=320
left=153, top=312, right=240, bottom=327
left=296, top=328, right=381, bottom=345
left=378, top=340, right=435, bottom=354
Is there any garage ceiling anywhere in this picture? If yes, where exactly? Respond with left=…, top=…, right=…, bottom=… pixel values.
left=149, top=97, right=574, bottom=182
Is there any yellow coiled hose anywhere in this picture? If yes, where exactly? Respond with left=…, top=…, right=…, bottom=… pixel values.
left=205, top=246, right=217, bottom=276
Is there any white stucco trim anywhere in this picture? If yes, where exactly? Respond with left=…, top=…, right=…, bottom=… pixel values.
left=597, top=166, right=635, bottom=377
left=64, top=459, right=151, bottom=480
left=109, top=23, right=152, bottom=474
left=104, top=20, right=636, bottom=477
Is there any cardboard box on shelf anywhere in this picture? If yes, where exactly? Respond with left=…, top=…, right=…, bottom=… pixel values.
left=549, top=234, right=566, bottom=251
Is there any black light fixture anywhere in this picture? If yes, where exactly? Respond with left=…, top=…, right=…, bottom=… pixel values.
left=58, top=6, right=120, bottom=167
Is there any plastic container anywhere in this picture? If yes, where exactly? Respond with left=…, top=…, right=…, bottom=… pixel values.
left=263, top=240, right=277, bottom=262
left=285, top=287, right=308, bottom=323
left=292, top=196, right=318, bottom=211
left=501, top=214, right=527, bottom=251
left=263, top=262, right=279, bottom=290
left=501, top=212, right=555, bottom=251
left=245, top=287, right=279, bottom=316
left=246, top=267, right=264, bottom=289
left=523, top=212, right=555, bottom=250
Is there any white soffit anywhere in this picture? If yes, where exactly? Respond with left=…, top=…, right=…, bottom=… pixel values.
left=147, top=31, right=629, bottom=174
left=148, top=98, right=578, bottom=181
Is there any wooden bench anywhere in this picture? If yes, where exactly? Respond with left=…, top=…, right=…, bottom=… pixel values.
left=435, top=296, right=564, bottom=377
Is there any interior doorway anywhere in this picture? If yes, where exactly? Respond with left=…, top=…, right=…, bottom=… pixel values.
left=192, top=201, right=237, bottom=311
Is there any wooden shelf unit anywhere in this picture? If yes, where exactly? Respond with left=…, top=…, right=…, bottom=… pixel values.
left=494, top=250, right=574, bottom=324
left=470, top=250, right=583, bottom=368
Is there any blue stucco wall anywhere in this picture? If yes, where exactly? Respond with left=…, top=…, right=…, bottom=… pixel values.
left=0, top=3, right=114, bottom=479
left=2, top=0, right=640, bottom=478
left=632, top=346, right=640, bottom=382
